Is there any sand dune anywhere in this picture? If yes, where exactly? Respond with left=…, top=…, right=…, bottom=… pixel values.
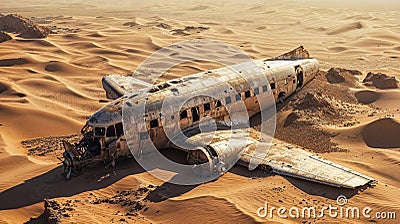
left=361, top=118, right=400, bottom=148
left=354, top=88, right=400, bottom=109
left=327, top=21, right=368, bottom=35
left=0, top=0, right=399, bottom=223
left=354, top=90, right=381, bottom=104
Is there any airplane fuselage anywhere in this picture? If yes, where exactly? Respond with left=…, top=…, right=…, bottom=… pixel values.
left=81, top=58, right=318, bottom=162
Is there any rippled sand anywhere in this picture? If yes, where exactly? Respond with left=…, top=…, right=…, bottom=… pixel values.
left=0, top=1, right=399, bottom=223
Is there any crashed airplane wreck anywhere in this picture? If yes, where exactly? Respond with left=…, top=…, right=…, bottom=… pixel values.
left=62, top=46, right=375, bottom=189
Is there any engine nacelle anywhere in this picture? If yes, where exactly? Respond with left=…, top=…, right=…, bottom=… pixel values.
left=188, top=137, right=257, bottom=176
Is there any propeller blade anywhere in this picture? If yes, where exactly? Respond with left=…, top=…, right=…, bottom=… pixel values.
left=65, top=167, right=72, bottom=180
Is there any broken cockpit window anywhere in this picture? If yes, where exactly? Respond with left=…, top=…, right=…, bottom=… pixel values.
left=106, top=125, right=116, bottom=137
left=94, top=127, right=105, bottom=137
left=115, top=122, right=123, bottom=137
left=81, top=125, right=93, bottom=136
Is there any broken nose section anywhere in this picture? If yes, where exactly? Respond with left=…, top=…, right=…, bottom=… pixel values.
left=61, top=140, right=86, bottom=180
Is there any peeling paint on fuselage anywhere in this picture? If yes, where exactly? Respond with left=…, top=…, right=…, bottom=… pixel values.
left=85, top=58, right=319, bottom=157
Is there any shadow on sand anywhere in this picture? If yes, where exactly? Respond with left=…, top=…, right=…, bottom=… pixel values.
left=285, top=176, right=368, bottom=200
left=145, top=164, right=365, bottom=204
left=0, top=149, right=365, bottom=211
left=145, top=165, right=273, bottom=203
left=0, top=158, right=145, bottom=210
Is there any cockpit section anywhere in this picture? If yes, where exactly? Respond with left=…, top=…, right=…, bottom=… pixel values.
left=82, top=122, right=124, bottom=154
left=90, top=122, right=124, bottom=139
left=62, top=121, right=126, bottom=179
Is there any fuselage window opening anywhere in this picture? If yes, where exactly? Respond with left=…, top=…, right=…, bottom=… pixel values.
left=225, top=96, right=231, bottom=104
left=262, top=85, right=268, bottom=92
left=94, top=127, right=105, bottom=137
left=204, top=102, right=211, bottom=111
left=115, top=122, right=123, bottom=137
left=295, top=65, right=304, bottom=89
left=191, top=106, right=200, bottom=122
left=278, top=92, right=286, bottom=101
left=235, top=93, right=241, bottom=101
left=106, top=125, right=116, bottom=137
left=216, top=100, right=222, bottom=107
left=149, top=82, right=171, bottom=93
left=180, top=110, right=188, bottom=119
left=254, top=87, right=259, bottom=95
left=150, top=119, right=159, bottom=128
left=244, top=90, right=251, bottom=98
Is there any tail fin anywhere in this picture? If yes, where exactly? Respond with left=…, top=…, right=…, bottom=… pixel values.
left=268, top=46, right=311, bottom=60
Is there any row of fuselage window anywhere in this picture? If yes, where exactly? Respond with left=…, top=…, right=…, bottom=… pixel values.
left=148, top=84, right=273, bottom=129
left=93, top=122, right=124, bottom=138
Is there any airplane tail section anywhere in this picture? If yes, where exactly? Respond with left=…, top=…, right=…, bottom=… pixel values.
left=268, top=46, right=311, bottom=61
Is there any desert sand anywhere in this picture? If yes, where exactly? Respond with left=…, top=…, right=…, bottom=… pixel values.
left=0, top=0, right=399, bottom=223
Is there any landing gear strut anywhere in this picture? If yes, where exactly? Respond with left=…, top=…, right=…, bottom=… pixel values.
left=63, top=156, right=73, bottom=180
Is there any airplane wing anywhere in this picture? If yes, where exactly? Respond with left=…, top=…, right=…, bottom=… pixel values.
left=179, top=128, right=375, bottom=189
left=102, top=74, right=152, bottom=100
left=239, top=139, right=375, bottom=189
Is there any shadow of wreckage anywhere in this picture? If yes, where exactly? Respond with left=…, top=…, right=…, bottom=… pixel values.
left=0, top=149, right=366, bottom=211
